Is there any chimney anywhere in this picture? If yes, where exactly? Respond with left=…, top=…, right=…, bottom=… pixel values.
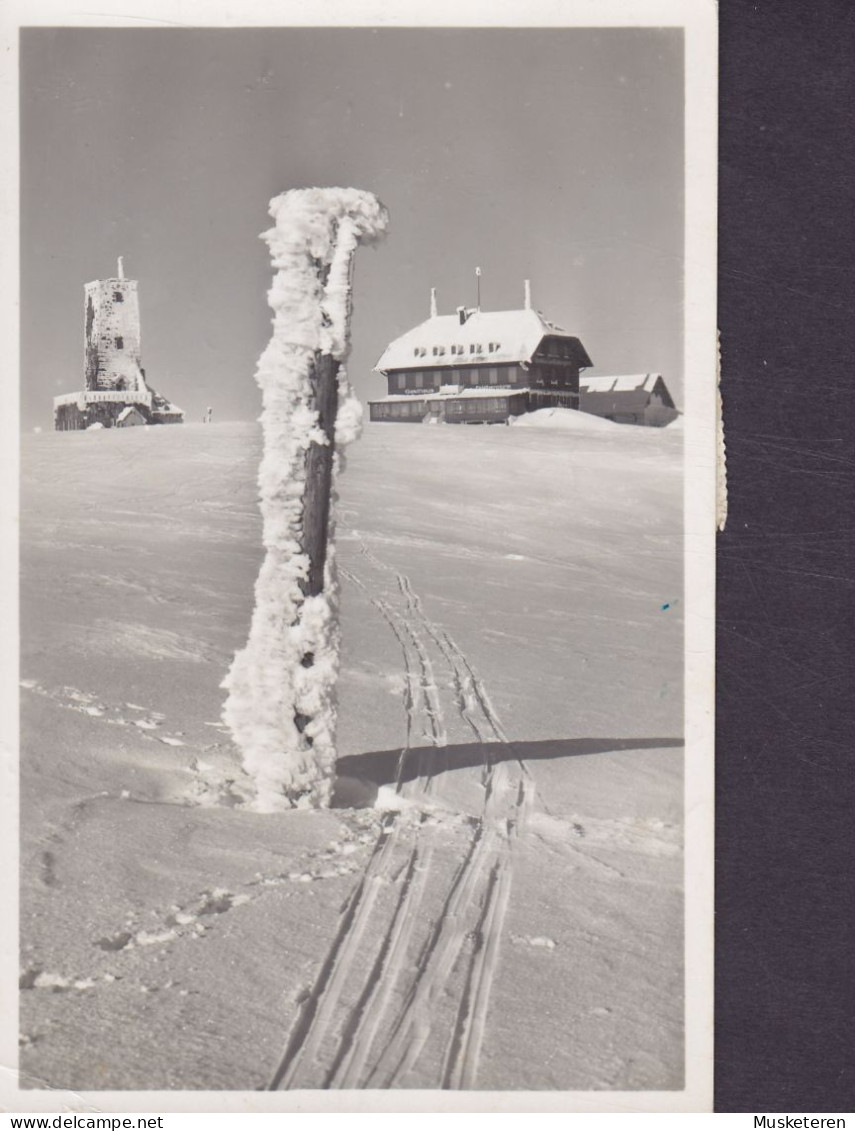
left=524, top=279, right=531, bottom=310
left=430, top=287, right=438, bottom=318
left=117, top=256, right=125, bottom=281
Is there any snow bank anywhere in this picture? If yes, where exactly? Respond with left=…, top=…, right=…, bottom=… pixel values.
left=511, top=407, right=625, bottom=432
left=222, top=188, right=388, bottom=812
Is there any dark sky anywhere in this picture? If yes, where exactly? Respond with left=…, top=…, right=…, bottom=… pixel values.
left=20, top=27, right=684, bottom=429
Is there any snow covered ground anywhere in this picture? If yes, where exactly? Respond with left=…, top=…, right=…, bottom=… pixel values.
left=19, top=416, right=684, bottom=1093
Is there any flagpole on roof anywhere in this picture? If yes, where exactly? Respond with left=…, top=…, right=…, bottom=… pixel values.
left=475, top=266, right=481, bottom=311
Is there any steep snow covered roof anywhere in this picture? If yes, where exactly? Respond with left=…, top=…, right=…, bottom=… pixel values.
left=116, top=406, right=143, bottom=422
left=374, top=308, right=591, bottom=373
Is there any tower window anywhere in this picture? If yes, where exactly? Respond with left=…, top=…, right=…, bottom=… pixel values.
left=115, top=336, right=124, bottom=350
left=113, top=291, right=124, bottom=303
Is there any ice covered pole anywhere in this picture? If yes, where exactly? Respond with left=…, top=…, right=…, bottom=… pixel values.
left=222, top=188, right=388, bottom=812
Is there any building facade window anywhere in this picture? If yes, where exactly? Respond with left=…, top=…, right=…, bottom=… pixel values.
left=113, top=291, right=124, bottom=303
left=115, top=336, right=124, bottom=350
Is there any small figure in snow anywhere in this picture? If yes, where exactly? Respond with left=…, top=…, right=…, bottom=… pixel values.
left=203, top=406, right=213, bottom=424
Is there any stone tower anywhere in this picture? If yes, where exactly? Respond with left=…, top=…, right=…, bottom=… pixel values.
left=54, top=258, right=184, bottom=431
left=84, top=257, right=146, bottom=393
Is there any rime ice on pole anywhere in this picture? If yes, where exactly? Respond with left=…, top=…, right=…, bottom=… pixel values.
left=222, top=188, right=388, bottom=812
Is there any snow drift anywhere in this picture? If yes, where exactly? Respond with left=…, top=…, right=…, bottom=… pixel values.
left=512, top=407, right=624, bottom=432
left=221, top=188, right=388, bottom=812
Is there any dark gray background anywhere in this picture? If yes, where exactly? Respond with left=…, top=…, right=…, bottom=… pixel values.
left=717, top=0, right=855, bottom=1112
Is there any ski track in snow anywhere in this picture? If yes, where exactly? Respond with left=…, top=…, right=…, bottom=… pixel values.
left=267, top=538, right=534, bottom=1090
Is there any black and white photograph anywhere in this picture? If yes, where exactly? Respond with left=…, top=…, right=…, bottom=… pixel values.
left=3, top=0, right=716, bottom=1113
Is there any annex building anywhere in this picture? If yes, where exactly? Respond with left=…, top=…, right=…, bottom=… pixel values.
left=579, top=373, right=679, bottom=427
left=368, top=283, right=593, bottom=426
left=54, top=258, right=184, bottom=431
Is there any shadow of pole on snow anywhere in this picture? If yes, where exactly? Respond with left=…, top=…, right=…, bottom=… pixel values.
left=331, top=736, right=683, bottom=809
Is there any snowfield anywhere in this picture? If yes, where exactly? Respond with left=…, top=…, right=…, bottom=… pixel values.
left=19, top=417, right=684, bottom=1093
